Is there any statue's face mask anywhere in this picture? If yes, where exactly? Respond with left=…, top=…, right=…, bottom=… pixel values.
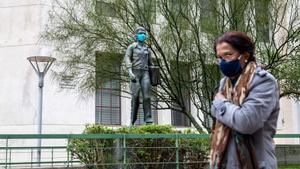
left=136, top=33, right=147, bottom=42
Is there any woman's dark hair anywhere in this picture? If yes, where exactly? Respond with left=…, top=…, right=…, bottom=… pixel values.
left=214, top=31, right=256, bottom=62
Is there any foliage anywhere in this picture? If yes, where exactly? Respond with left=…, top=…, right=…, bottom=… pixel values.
left=68, top=124, right=210, bottom=169
left=68, top=125, right=115, bottom=169
left=278, top=164, right=300, bottom=169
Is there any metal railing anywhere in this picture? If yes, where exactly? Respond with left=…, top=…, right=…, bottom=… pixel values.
left=0, top=134, right=210, bottom=168
left=276, top=144, right=300, bottom=165
left=0, top=134, right=299, bottom=168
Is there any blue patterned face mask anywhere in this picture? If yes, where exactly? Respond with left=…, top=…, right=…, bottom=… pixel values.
left=137, top=33, right=147, bottom=42
left=219, top=55, right=243, bottom=77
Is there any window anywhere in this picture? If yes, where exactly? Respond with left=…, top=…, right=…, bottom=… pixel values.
left=95, top=52, right=122, bottom=125
left=255, top=0, right=270, bottom=42
left=170, top=0, right=189, bottom=30
left=200, top=0, right=218, bottom=33
left=170, top=61, right=191, bottom=127
left=96, top=0, right=117, bottom=18
left=134, top=0, right=156, bottom=23
left=171, top=98, right=191, bottom=127
left=95, top=80, right=121, bottom=125
left=228, top=0, right=248, bottom=31
left=202, top=63, right=221, bottom=129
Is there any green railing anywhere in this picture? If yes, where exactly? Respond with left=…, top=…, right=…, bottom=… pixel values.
left=0, top=134, right=210, bottom=168
left=0, top=134, right=299, bottom=168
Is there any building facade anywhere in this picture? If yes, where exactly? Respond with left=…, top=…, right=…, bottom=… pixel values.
left=0, top=0, right=299, bottom=146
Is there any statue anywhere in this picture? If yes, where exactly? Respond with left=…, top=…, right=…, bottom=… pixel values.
left=125, top=26, right=154, bottom=126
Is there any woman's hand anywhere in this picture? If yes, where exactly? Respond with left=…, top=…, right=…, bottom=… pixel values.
left=214, top=92, right=226, bottom=100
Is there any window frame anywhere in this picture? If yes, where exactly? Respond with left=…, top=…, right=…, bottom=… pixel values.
left=95, top=80, right=121, bottom=125
left=95, top=52, right=122, bottom=125
left=170, top=60, right=192, bottom=127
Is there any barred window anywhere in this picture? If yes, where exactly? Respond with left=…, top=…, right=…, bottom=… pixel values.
left=170, top=61, right=191, bottom=127
left=200, top=0, right=218, bottom=33
left=170, top=0, right=189, bottom=30
left=96, top=0, right=117, bottom=18
left=95, top=52, right=122, bottom=125
left=135, top=0, right=156, bottom=23
left=95, top=80, right=121, bottom=125
left=228, top=0, right=247, bottom=31
left=255, top=0, right=270, bottom=42
left=171, top=98, right=191, bottom=127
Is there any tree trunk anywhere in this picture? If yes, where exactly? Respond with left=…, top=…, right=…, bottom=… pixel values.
left=185, top=112, right=203, bottom=133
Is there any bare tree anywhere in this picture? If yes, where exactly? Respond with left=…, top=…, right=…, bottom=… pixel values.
left=42, top=0, right=300, bottom=132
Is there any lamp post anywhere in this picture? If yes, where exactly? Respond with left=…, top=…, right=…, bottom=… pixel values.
left=27, top=56, right=56, bottom=165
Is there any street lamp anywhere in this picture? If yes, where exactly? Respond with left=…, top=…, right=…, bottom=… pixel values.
left=27, top=56, right=56, bottom=165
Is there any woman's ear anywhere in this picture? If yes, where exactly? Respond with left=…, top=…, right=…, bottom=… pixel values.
left=243, top=52, right=250, bottom=63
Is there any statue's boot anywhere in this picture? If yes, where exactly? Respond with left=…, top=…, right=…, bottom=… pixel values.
left=130, top=96, right=139, bottom=126
left=143, top=98, right=153, bottom=124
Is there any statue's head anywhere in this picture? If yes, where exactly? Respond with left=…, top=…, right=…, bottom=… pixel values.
left=135, top=26, right=148, bottom=42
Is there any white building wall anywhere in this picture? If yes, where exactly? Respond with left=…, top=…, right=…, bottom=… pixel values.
left=275, top=98, right=300, bottom=144
left=0, top=0, right=94, bottom=135
left=157, top=104, right=172, bottom=125
left=292, top=101, right=300, bottom=134
left=121, top=90, right=131, bottom=126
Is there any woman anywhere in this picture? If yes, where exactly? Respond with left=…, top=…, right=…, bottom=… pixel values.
left=210, top=31, right=280, bottom=169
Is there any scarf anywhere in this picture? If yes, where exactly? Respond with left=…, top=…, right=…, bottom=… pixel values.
left=210, top=62, right=259, bottom=169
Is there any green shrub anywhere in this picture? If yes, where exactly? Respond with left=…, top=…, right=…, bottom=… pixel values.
left=68, top=125, right=116, bottom=169
left=69, top=124, right=209, bottom=169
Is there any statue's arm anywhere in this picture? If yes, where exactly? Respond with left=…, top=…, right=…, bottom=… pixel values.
left=125, top=45, right=136, bottom=80
left=125, top=45, right=132, bottom=69
left=148, top=47, right=153, bottom=67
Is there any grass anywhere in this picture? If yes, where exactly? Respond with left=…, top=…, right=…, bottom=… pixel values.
left=279, top=164, right=300, bottom=169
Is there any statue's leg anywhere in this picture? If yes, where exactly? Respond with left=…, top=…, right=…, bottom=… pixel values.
left=141, top=70, right=153, bottom=124
left=131, top=71, right=141, bottom=126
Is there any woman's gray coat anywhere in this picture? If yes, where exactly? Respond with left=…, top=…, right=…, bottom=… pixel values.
left=211, top=66, right=280, bottom=169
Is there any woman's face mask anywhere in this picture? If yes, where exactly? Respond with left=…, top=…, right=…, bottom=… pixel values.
left=219, top=55, right=243, bottom=77
left=216, top=42, right=244, bottom=77
left=137, top=33, right=147, bottom=42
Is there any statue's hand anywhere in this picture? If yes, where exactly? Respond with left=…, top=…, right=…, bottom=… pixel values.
left=129, top=71, right=137, bottom=83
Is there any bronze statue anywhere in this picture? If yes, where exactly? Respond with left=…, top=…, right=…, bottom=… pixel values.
left=125, top=27, right=154, bottom=126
